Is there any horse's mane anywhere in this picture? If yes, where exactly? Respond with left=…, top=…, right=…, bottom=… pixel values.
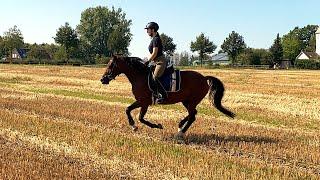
left=123, top=57, right=148, bottom=74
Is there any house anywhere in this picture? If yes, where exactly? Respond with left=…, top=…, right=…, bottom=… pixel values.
left=192, top=52, right=231, bottom=66
left=11, top=48, right=28, bottom=59
left=210, top=52, right=230, bottom=65
left=296, top=51, right=319, bottom=60
left=296, top=27, right=320, bottom=60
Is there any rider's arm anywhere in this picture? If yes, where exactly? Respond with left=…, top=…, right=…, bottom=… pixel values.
left=149, top=47, right=158, bottom=62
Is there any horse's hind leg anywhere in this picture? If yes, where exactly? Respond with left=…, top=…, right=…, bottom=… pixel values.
left=180, top=108, right=197, bottom=133
left=179, top=101, right=198, bottom=134
left=175, top=106, right=197, bottom=141
left=139, top=106, right=163, bottom=129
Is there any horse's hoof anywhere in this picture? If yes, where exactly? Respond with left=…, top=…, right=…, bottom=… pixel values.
left=132, top=125, right=138, bottom=132
left=157, top=124, right=163, bottom=129
left=174, top=131, right=185, bottom=143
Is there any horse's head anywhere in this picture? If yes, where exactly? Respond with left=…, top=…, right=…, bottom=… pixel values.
left=100, top=55, right=122, bottom=85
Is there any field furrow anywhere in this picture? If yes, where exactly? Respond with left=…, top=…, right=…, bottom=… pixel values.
left=1, top=64, right=320, bottom=179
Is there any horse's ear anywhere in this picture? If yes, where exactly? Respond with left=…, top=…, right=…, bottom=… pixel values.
left=111, top=54, right=118, bottom=62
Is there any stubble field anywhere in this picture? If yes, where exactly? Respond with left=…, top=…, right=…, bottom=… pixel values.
left=0, top=64, right=320, bottom=179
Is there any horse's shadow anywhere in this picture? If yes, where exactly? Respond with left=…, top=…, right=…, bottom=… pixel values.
left=166, top=133, right=278, bottom=146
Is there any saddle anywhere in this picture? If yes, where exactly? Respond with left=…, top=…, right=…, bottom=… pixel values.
left=147, top=63, right=181, bottom=93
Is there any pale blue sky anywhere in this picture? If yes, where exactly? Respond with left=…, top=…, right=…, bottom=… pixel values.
left=1, top=0, right=319, bottom=58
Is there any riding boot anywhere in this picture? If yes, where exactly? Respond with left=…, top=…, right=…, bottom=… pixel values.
left=154, top=78, right=167, bottom=104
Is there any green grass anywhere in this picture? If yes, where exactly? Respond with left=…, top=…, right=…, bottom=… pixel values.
left=0, top=76, right=32, bottom=84
left=1, top=79, right=319, bottom=131
left=25, top=87, right=135, bottom=104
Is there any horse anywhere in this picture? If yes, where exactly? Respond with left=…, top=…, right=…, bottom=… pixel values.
left=101, top=55, right=235, bottom=138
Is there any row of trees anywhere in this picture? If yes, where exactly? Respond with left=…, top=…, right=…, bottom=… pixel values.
left=0, top=5, right=318, bottom=67
left=0, top=6, right=133, bottom=64
left=185, top=24, right=319, bottom=66
left=0, top=26, right=24, bottom=60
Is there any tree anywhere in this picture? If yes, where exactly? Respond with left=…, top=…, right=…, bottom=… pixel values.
left=298, top=25, right=318, bottom=49
left=54, top=22, right=79, bottom=61
left=160, top=33, right=176, bottom=56
left=305, top=34, right=316, bottom=52
left=237, top=48, right=258, bottom=65
left=42, top=43, right=59, bottom=59
left=237, top=48, right=271, bottom=65
left=28, top=44, right=51, bottom=60
left=190, top=33, right=216, bottom=66
left=282, top=25, right=319, bottom=61
left=0, top=36, right=6, bottom=58
left=77, top=6, right=132, bottom=57
left=3, top=25, right=24, bottom=59
left=78, top=40, right=95, bottom=64
left=54, top=46, right=68, bottom=61
left=179, top=51, right=190, bottom=66
left=253, top=49, right=272, bottom=65
left=269, top=33, right=283, bottom=64
left=282, top=35, right=301, bottom=61
left=221, top=31, right=246, bottom=64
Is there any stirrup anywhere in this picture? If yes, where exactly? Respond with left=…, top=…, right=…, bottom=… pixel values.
left=156, top=97, right=165, bottom=104
left=156, top=93, right=166, bottom=103
left=152, top=93, right=166, bottom=104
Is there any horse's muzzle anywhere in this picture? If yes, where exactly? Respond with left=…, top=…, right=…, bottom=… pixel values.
left=100, top=76, right=110, bottom=85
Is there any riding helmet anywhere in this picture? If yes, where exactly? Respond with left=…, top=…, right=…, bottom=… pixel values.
left=144, top=22, right=159, bottom=32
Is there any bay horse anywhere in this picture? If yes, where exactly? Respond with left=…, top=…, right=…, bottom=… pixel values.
left=101, top=55, right=235, bottom=138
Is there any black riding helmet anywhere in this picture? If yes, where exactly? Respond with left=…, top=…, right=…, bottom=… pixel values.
left=144, top=22, right=159, bottom=32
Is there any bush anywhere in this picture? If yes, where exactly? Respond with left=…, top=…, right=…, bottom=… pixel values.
left=95, top=55, right=110, bottom=64
left=295, top=59, right=320, bottom=69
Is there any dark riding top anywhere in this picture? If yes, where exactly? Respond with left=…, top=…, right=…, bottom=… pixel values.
left=148, top=33, right=164, bottom=59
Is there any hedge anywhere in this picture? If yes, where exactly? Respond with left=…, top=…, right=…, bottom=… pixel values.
left=295, top=59, right=320, bottom=69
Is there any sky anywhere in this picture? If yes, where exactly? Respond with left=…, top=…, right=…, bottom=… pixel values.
left=0, top=0, right=319, bottom=58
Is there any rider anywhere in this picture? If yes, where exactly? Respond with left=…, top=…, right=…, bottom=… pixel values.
left=144, top=22, right=167, bottom=103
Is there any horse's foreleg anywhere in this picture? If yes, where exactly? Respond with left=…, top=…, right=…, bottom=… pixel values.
left=178, top=101, right=190, bottom=132
left=139, top=106, right=163, bottom=129
left=126, top=101, right=140, bottom=131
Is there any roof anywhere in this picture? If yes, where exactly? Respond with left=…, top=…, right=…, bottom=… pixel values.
left=14, top=48, right=28, bottom=58
left=316, top=27, right=320, bottom=34
left=301, top=51, right=319, bottom=59
left=212, top=52, right=229, bottom=61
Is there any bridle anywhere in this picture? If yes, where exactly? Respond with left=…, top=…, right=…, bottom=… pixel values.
left=103, top=60, right=118, bottom=81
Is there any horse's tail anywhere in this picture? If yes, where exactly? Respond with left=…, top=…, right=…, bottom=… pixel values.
left=206, top=76, right=235, bottom=118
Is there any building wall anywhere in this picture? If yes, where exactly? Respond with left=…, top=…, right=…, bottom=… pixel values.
left=12, top=53, right=20, bottom=59
left=297, top=53, right=309, bottom=60
left=316, top=31, right=320, bottom=55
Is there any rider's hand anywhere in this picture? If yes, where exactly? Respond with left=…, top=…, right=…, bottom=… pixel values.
left=144, top=60, right=150, bottom=66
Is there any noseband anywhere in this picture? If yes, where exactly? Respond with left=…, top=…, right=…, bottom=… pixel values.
left=103, top=60, right=118, bottom=81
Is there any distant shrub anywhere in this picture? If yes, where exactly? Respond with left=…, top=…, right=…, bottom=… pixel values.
left=95, top=55, right=110, bottom=64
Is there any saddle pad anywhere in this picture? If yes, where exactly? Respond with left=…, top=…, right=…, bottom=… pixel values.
left=148, top=70, right=181, bottom=92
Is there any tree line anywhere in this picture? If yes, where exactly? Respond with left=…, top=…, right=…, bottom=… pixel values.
left=179, top=25, right=319, bottom=67
left=0, top=5, right=318, bottom=67
left=0, top=6, right=132, bottom=65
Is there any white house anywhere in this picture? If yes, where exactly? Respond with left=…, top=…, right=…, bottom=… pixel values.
left=296, top=26, right=320, bottom=60
left=11, top=48, right=28, bottom=59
